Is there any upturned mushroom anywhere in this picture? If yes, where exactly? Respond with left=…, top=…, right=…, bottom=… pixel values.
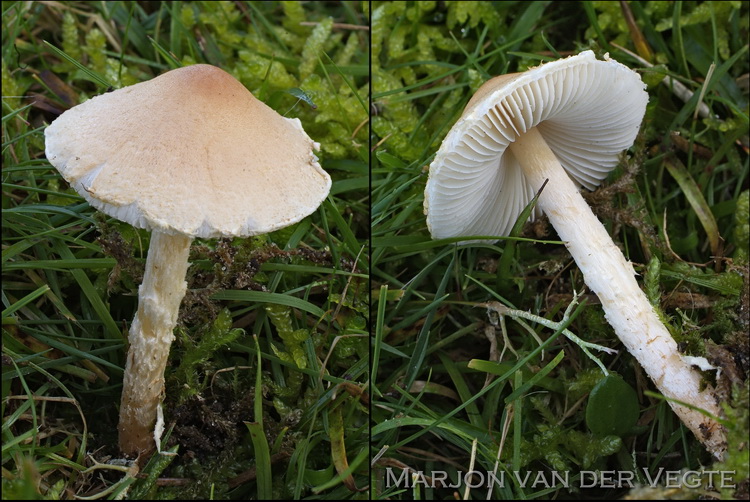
left=45, top=64, right=331, bottom=457
left=424, top=51, right=726, bottom=458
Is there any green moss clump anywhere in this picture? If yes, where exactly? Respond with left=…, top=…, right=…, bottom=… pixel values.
left=446, top=1, right=501, bottom=29
left=281, top=1, right=308, bottom=36
left=716, top=381, right=750, bottom=498
left=236, top=48, right=298, bottom=93
left=584, top=1, right=631, bottom=49
left=266, top=303, right=308, bottom=371
left=83, top=29, right=108, bottom=75
left=180, top=5, right=196, bottom=28
left=655, top=1, right=743, bottom=60
left=566, top=368, right=605, bottom=403
left=80, top=28, right=137, bottom=88
left=226, top=6, right=367, bottom=160
left=173, top=308, right=244, bottom=401
left=298, top=72, right=369, bottom=159
left=60, top=12, right=82, bottom=69
left=1, top=61, right=21, bottom=110
left=300, top=17, right=333, bottom=80
left=198, top=2, right=242, bottom=48
left=514, top=398, right=623, bottom=471
left=733, top=191, right=749, bottom=262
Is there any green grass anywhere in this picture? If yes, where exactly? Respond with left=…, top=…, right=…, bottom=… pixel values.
left=4, top=1, right=749, bottom=500
left=371, top=1, right=748, bottom=500
left=2, top=1, right=368, bottom=499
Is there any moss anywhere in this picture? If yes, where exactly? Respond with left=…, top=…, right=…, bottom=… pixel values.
left=227, top=8, right=367, bottom=160
left=172, top=309, right=244, bottom=401
left=704, top=115, right=750, bottom=134
left=60, top=12, right=82, bottom=69
left=655, top=1, right=743, bottom=60
left=236, top=48, right=298, bottom=93
left=446, top=1, right=501, bottom=29
left=1, top=60, right=21, bottom=110
left=298, top=73, right=368, bottom=158
left=584, top=1, right=631, bottom=49
left=300, top=17, right=334, bottom=80
left=266, top=304, right=308, bottom=371
left=566, top=367, right=605, bottom=402
left=83, top=29, right=108, bottom=75
left=514, top=398, right=623, bottom=471
left=180, top=4, right=196, bottom=29
left=717, top=381, right=750, bottom=498
left=198, top=2, right=242, bottom=48
left=733, top=191, right=749, bottom=262
left=336, top=32, right=361, bottom=68
left=79, top=27, right=137, bottom=88
left=281, top=1, right=308, bottom=36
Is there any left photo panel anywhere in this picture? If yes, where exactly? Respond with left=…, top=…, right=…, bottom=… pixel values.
left=2, top=1, right=369, bottom=499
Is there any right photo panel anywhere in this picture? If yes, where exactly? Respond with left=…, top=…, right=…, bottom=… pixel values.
left=370, top=1, right=749, bottom=500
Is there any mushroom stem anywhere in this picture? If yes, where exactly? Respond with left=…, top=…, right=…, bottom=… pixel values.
left=509, top=127, right=726, bottom=459
left=118, top=231, right=193, bottom=456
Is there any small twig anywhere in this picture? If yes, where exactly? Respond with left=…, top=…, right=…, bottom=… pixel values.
left=209, top=365, right=253, bottom=394
left=371, top=133, right=392, bottom=152
left=352, top=117, right=369, bottom=138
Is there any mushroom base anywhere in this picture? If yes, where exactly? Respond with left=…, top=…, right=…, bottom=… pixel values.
left=118, top=231, right=193, bottom=457
left=510, top=127, right=726, bottom=459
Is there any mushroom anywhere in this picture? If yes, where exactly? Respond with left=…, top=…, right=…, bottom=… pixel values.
left=44, top=64, right=331, bottom=457
left=424, top=51, right=726, bottom=458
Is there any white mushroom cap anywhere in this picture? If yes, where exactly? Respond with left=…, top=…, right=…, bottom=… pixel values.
left=45, top=64, right=331, bottom=239
left=425, top=50, right=648, bottom=240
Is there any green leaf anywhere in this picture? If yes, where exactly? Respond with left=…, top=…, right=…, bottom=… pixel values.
left=248, top=334, right=272, bottom=500
left=586, top=374, right=640, bottom=437
left=664, top=156, right=721, bottom=258
left=375, top=150, right=406, bottom=169
left=146, top=35, right=181, bottom=69
left=209, top=290, right=325, bottom=318
left=246, top=422, right=272, bottom=499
